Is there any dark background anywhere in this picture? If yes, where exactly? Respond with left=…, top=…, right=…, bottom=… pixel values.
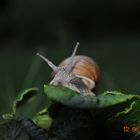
left=0, top=0, right=140, bottom=119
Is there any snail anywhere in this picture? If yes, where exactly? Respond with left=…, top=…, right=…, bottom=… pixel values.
left=37, top=42, right=100, bottom=96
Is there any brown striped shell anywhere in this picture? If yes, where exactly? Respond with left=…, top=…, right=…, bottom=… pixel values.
left=58, top=55, right=100, bottom=91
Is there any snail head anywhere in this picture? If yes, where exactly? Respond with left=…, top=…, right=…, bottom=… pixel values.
left=37, top=42, right=79, bottom=87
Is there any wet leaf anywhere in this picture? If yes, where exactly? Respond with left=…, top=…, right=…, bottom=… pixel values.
left=44, top=85, right=139, bottom=109
left=3, top=88, right=38, bottom=119
left=33, top=108, right=53, bottom=130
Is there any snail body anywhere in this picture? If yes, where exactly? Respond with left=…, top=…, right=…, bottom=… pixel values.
left=37, top=42, right=100, bottom=96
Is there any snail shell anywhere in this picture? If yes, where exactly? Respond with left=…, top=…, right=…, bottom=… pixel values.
left=53, top=55, right=100, bottom=91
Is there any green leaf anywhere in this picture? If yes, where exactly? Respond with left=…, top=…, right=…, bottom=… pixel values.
left=44, top=85, right=139, bottom=109
left=112, top=100, right=140, bottom=125
left=33, top=108, right=53, bottom=130
left=3, top=88, right=38, bottom=119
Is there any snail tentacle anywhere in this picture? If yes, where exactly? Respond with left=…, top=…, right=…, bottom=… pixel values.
left=65, top=42, right=79, bottom=74
left=37, top=53, right=59, bottom=72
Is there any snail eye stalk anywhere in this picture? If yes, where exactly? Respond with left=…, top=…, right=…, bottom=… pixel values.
left=37, top=53, right=59, bottom=72
left=65, top=42, right=79, bottom=74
